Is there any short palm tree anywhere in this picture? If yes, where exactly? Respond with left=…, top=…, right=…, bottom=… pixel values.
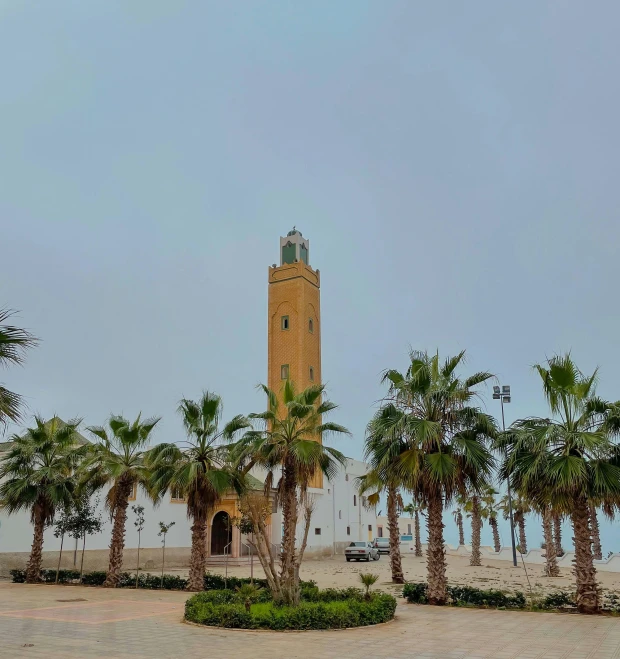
left=0, top=309, right=38, bottom=427
left=359, top=572, right=379, bottom=600
left=359, top=405, right=407, bottom=584
left=482, top=487, right=501, bottom=553
left=145, top=392, right=250, bottom=591
left=383, top=350, right=497, bottom=605
left=499, top=491, right=530, bottom=554
left=496, top=354, right=620, bottom=613
left=0, top=416, right=84, bottom=582
left=82, top=414, right=160, bottom=587
left=464, top=490, right=485, bottom=565
left=403, top=500, right=426, bottom=556
left=233, top=380, right=349, bottom=605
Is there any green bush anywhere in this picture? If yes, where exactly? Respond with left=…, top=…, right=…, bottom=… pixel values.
left=540, top=591, right=575, bottom=609
left=185, top=589, right=397, bottom=630
left=402, top=583, right=525, bottom=609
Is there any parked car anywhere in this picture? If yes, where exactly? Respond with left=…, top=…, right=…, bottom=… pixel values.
left=373, top=537, right=390, bottom=554
left=345, top=541, right=380, bottom=562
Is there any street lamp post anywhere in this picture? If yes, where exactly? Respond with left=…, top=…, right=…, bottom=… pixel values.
left=493, top=384, right=518, bottom=567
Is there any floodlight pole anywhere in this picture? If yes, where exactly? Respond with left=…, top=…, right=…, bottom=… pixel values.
left=498, top=390, right=518, bottom=567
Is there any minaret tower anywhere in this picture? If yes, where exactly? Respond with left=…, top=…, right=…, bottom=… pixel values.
left=268, top=228, right=322, bottom=488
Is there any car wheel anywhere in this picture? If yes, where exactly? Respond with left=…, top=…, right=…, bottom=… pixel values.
left=374, top=554, right=380, bottom=561
left=366, top=555, right=371, bottom=562
left=346, top=557, right=351, bottom=562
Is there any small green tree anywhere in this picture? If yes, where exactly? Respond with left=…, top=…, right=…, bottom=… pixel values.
left=158, top=521, right=175, bottom=588
left=67, top=496, right=103, bottom=582
left=236, top=583, right=261, bottom=612
left=359, top=573, right=379, bottom=601
left=53, top=505, right=73, bottom=584
left=132, top=505, right=145, bottom=588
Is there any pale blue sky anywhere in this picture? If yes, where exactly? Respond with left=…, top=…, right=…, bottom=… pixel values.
left=2, top=1, right=620, bottom=549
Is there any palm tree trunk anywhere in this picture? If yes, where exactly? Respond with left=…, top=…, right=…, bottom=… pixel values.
left=103, top=482, right=131, bottom=587
left=26, top=511, right=45, bottom=583
left=386, top=485, right=404, bottom=584
left=516, top=513, right=527, bottom=554
left=490, top=516, right=501, bottom=553
left=469, top=496, right=482, bottom=566
left=426, top=492, right=447, bottom=605
left=279, top=457, right=299, bottom=605
left=589, top=503, right=603, bottom=561
left=55, top=533, right=65, bottom=584
left=542, top=506, right=560, bottom=577
left=552, top=512, right=563, bottom=556
left=187, top=513, right=207, bottom=591
left=571, top=497, right=599, bottom=613
left=79, top=534, right=86, bottom=582
left=414, top=511, right=423, bottom=557
left=456, top=510, right=465, bottom=546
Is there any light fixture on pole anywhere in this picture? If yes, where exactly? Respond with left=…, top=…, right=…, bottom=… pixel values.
left=493, top=384, right=517, bottom=567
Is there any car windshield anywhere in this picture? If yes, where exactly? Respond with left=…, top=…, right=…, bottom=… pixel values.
left=349, top=542, right=366, bottom=547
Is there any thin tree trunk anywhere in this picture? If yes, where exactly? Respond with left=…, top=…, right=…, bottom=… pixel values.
left=552, top=512, right=563, bottom=556
left=542, top=506, right=560, bottom=577
left=135, top=531, right=141, bottom=589
left=187, top=514, right=207, bottom=592
left=55, top=533, right=65, bottom=584
left=589, top=503, right=603, bottom=561
left=160, top=538, right=166, bottom=588
left=103, top=482, right=132, bottom=587
left=279, top=457, right=299, bottom=605
left=469, top=496, right=482, bottom=566
left=79, top=534, right=86, bottom=582
left=490, top=516, right=501, bottom=553
left=426, top=492, right=447, bottom=605
left=571, top=497, right=600, bottom=613
left=456, top=510, right=465, bottom=546
left=516, top=514, right=527, bottom=554
left=387, top=485, right=405, bottom=584
left=414, top=511, right=423, bottom=557
left=26, top=511, right=45, bottom=583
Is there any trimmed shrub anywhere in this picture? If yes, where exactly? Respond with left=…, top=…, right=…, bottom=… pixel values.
left=403, top=583, right=525, bottom=609
left=185, top=589, right=397, bottom=630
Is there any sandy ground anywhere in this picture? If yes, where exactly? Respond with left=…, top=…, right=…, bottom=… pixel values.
left=178, top=552, right=620, bottom=598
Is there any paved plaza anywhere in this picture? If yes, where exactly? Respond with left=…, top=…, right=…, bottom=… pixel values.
left=1, top=582, right=619, bottom=658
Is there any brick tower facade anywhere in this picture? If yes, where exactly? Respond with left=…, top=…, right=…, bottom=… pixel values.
left=268, top=229, right=322, bottom=488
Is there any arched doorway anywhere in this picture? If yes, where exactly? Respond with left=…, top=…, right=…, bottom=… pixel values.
left=211, top=511, right=232, bottom=555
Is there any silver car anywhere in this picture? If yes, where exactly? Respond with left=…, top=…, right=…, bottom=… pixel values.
left=345, top=541, right=380, bottom=562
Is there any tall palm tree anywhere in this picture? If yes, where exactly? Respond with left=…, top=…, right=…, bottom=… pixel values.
left=464, top=492, right=484, bottom=565
left=82, top=414, right=160, bottom=587
left=452, top=496, right=466, bottom=546
left=0, top=416, right=83, bottom=582
left=500, top=491, right=530, bottom=554
left=359, top=405, right=406, bottom=584
left=482, top=487, right=501, bottom=553
left=0, top=308, right=38, bottom=428
left=403, top=500, right=426, bottom=556
left=589, top=503, right=603, bottom=560
left=145, top=392, right=250, bottom=591
left=496, top=354, right=620, bottom=613
left=383, top=350, right=497, bottom=605
left=552, top=511, right=564, bottom=556
left=234, top=381, right=349, bottom=605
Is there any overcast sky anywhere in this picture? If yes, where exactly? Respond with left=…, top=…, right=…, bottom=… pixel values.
left=2, top=2, right=620, bottom=546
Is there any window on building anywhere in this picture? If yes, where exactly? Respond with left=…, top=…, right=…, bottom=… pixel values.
left=308, top=318, right=314, bottom=333
left=281, top=315, right=289, bottom=330
left=347, top=526, right=351, bottom=536
left=128, top=482, right=138, bottom=501
left=378, top=526, right=383, bottom=538
left=314, top=528, right=321, bottom=535
left=353, top=495, right=357, bottom=507
left=327, top=488, right=330, bottom=494
left=171, top=486, right=186, bottom=502
left=338, top=510, right=342, bottom=519
left=368, top=524, right=372, bottom=532
left=281, top=364, right=289, bottom=380
left=345, top=474, right=349, bottom=482
left=407, top=523, right=412, bottom=535
left=309, top=366, right=314, bottom=381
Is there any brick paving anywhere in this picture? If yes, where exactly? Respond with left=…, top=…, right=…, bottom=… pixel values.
left=1, top=582, right=619, bottom=659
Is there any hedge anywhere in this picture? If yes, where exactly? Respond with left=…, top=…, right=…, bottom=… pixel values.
left=185, top=589, right=397, bottom=630
left=403, top=583, right=526, bottom=609
left=9, top=568, right=316, bottom=593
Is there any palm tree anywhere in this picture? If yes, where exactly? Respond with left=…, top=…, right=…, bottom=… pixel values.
left=496, top=354, right=620, bottom=613
left=383, top=350, right=497, bottom=605
left=452, top=496, right=466, bottom=546
left=0, top=416, right=83, bottom=582
left=82, top=414, right=160, bottom=587
left=234, top=381, right=349, bottom=605
left=482, top=487, right=501, bottom=553
left=552, top=511, right=564, bottom=556
left=359, top=405, right=406, bottom=584
left=145, top=392, right=250, bottom=591
left=589, top=503, right=603, bottom=560
left=403, top=500, right=425, bottom=556
left=464, top=492, right=484, bottom=565
left=0, top=308, right=38, bottom=428
left=500, top=491, right=530, bottom=554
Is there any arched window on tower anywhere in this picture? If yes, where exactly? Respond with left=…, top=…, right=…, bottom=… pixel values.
left=308, top=318, right=314, bottom=333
